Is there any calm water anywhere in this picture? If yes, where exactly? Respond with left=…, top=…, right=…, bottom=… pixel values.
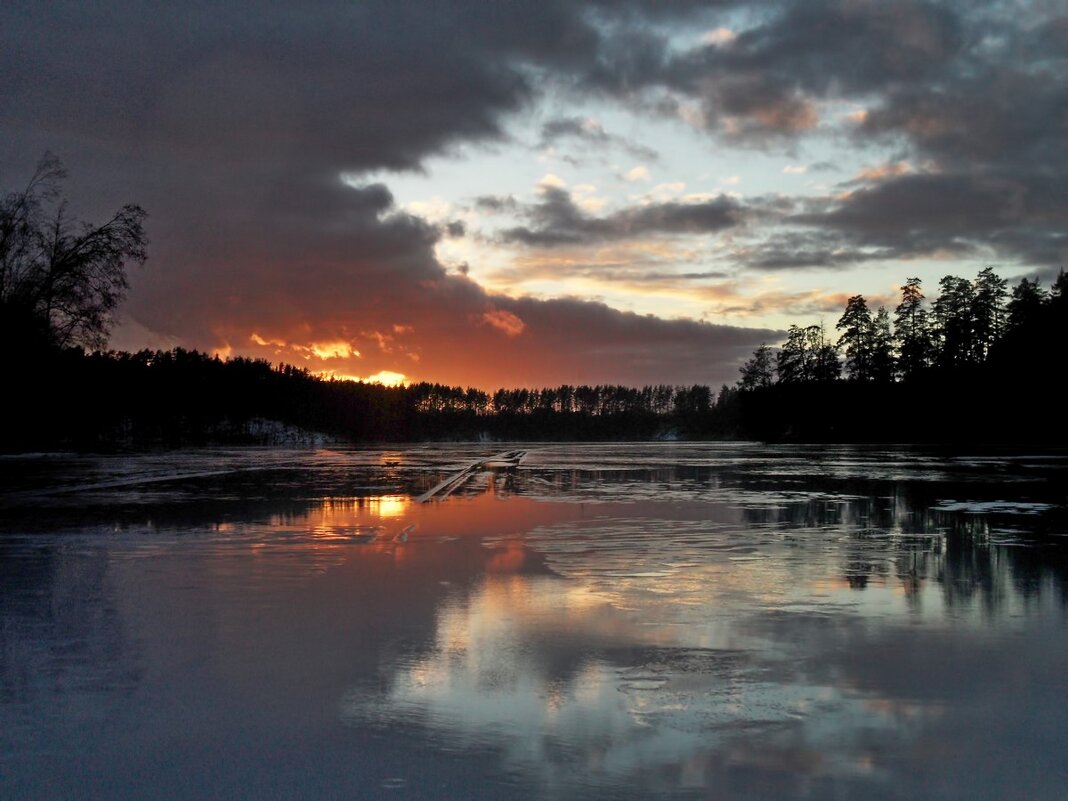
left=1, top=443, right=1066, bottom=799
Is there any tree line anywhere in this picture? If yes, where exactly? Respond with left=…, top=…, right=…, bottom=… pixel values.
left=740, top=268, right=1066, bottom=387
left=4, top=347, right=736, bottom=450
left=733, top=268, right=1067, bottom=442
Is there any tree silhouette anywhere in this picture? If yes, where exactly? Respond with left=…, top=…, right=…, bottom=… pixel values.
left=933, top=275, right=975, bottom=370
left=971, top=267, right=1008, bottom=362
left=776, top=325, right=809, bottom=384
left=739, top=343, right=775, bottom=390
left=894, top=277, right=932, bottom=379
left=777, top=323, right=839, bottom=383
left=1049, top=270, right=1067, bottom=303
left=869, top=307, right=896, bottom=383
left=808, top=323, right=841, bottom=382
left=0, top=153, right=147, bottom=351
left=1006, top=277, right=1047, bottom=333
left=837, top=294, right=873, bottom=381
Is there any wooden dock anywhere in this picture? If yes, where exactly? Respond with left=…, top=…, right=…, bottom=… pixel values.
left=416, top=449, right=527, bottom=503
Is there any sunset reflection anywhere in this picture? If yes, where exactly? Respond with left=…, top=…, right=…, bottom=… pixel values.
left=369, top=495, right=409, bottom=518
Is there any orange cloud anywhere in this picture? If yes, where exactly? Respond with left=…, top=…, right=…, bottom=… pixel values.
left=308, top=340, right=359, bottom=360
left=481, top=309, right=526, bottom=337
left=855, top=161, right=912, bottom=182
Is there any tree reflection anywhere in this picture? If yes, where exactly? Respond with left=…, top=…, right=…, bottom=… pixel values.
left=0, top=541, right=141, bottom=731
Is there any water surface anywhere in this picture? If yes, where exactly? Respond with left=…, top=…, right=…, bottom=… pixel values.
left=1, top=444, right=1066, bottom=799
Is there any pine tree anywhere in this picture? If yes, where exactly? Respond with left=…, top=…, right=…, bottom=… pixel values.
left=932, top=275, right=975, bottom=369
left=971, top=267, right=1008, bottom=362
left=1006, top=277, right=1046, bottom=334
left=1049, top=270, right=1067, bottom=304
left=894, top=277, right=931, bottom=379
left=739, top=344, right=775, bottom=390
left=869, top=307, right=896, bottom=382
left=807, top=323, right=841, bottom=382
left=836, top=294, right=873, bottom=381
left=776, top=325, right=808, bottom=384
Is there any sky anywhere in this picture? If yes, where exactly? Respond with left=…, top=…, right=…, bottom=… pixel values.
left=2, top=1, right=1065, bottom=388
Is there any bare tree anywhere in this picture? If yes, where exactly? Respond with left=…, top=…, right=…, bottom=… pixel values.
left=1, top=153, right=147, bottom=350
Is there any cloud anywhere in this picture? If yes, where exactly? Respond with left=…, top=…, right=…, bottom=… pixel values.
left=851, top=161, right=913, bottom=183
left=576, top=0, right=966, bottom=142
left=796, top=173, right=1023, bottom=248
left=736, top=231, right=900, bottom=271
left=481, top=309, right=527, bottom=337
left=538, top=116, right=659, bottom=162
left=705, top=288, right=860, bottom=318
left=701, top=27, right=737, bottom=47
left=500, top=186, right=744, bottom=247
left=474, top=195, right=520, bottom=214
left=488, top=240, right=729, bottom=291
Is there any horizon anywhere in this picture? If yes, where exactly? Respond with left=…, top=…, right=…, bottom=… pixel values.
left=2, top=2, right=1064, bottom=388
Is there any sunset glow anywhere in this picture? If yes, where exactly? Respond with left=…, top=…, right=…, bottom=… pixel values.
left=359, top=370, right=408, bottom=387
left=4, top=1, right=1062, bottom=388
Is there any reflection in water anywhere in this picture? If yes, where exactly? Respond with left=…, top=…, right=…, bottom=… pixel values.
left=0, top=444, right=1066, bottom=798
left=345, top=572, right=931, bottom=794
left=337, top=461, right=1066, bottom=795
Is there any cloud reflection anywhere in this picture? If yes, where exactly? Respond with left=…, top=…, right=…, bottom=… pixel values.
left=342, top=570, right=937, bottom=794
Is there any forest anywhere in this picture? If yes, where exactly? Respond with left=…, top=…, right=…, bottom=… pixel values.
left=5, top=347, right=731, bottom=449
left=732, top=268, right=1068, bottom=443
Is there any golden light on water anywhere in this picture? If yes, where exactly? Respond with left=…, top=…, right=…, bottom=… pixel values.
left=370, top=495, right=410, bottom=518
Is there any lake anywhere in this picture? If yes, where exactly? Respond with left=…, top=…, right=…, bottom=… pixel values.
left=1, top=443, right=1066, bottom=799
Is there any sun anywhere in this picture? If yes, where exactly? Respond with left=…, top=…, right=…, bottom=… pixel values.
left=362, top=370, right=408, bottom=387
left=315, top=369, right=409, bottom=386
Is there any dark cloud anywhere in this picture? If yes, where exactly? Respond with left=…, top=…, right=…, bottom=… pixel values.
left=709, top=0, right=963, bottom=94
left=0, top=3, right=544, bottom=176
left=789, top=172, right=1067, bottom=267
left=488, top=295, right=776, bottom=386
left=500, top=186, right=743, bottom=247
left=739, top=231, right=898, bottom=271
left=490, top=260, right=730, bottom=288
left=538, top=116, right=659, bottom=161
left=474, top=195, right=520, bottom=214
left=799, top=174, right=1017, bottom=242
left=829, top=10, right=1068, bottom=267
left=860, top=72, right=1068, bottom=172
left=582, top=0, right=964, bottom=140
